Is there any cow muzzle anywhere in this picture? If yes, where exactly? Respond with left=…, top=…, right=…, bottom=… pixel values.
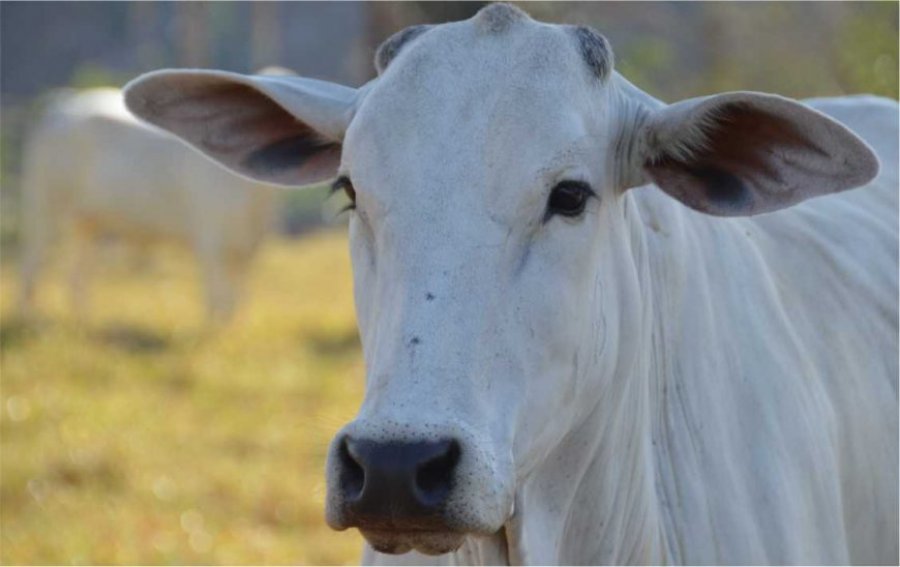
left=325, top=421, right=514, bottom=555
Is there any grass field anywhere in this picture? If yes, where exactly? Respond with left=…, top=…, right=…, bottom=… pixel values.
left=0, top=230, right=366, bottom=564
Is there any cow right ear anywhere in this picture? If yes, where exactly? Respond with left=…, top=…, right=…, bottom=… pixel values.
left=620, top=91, right=878, bottom=216
left=124, top=69, right=362, bottom=187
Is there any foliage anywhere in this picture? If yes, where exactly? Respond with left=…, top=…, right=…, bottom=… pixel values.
left=835, top=3, right=899, bottom=99
left=67, top=64, right=132, bottom=91
left=0, top=232, right=365, bottom=565
left=538, top=1, right=898, bottom=102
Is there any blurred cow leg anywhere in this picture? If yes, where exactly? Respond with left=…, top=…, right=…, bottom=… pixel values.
left=196, top=241, right=236, bottom=327
left=67, top=219, right=99, bottom=323
left=17, top=146, right=57, bottom=320
left=17, top=215, right=49, bottom=319
left=223, top=251, right=253, bottom=323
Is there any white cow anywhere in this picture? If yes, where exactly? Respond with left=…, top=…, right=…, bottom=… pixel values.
left=18, top=87, right=276, bottom=324
left=124, top=4, right=898, bottom=564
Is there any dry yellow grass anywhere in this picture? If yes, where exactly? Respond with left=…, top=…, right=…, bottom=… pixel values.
left=0, top=230, right=366, bottom=564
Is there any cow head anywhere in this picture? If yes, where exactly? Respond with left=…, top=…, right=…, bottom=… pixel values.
left=125, top=3, right=877, bottom=557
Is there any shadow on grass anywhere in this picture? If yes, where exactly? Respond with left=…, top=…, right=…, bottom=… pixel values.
left=95, top=323, right=171, bottom=354
left=44, top=451, right=125, bottom=490
left=0, top=317, right=40, bottom=352
left=305, top=327, right=361, bottom=357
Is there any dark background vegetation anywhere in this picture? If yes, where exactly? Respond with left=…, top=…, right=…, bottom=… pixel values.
left=1, top=1, right=897, bottom=253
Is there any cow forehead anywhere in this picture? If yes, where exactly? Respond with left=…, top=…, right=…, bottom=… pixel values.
left=376, top=4, right=612, bottom=82
left=343, top=10, right=611, bottom=212
left=366, top=12, right=607, bottom=112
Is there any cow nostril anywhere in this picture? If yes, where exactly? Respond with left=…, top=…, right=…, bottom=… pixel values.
left=338, top=437, right=365, bottom=500
left=415, top=440, right=460, bottom=507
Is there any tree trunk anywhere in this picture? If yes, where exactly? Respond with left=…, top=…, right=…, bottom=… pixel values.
left=176, top=2, right=210, bottom=67
left=250, top=2, right=281, bottom=71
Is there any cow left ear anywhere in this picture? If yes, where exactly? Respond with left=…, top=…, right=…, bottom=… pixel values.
left=625, top=92, right=879, bottom=216
left=125, top=70, right=362, bottom=188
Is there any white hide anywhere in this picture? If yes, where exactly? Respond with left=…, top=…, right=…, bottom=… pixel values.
left=124, top=4, right=898, bottom=564
left=18, top=88, right=275, bottom=323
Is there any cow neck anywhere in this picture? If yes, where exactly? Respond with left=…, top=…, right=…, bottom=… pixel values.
left=479, top=195, right=667, bottom=565
left=451, top=529, right=510, bottom=565
left=450, top=82, right=672, bottom=565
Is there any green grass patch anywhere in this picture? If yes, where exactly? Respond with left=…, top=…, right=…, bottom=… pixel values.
left=0, top=231, right=365, bottom=564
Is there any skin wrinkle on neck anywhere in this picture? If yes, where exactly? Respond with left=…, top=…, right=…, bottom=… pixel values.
left=498, top=185, right=666, bottom=564
left=611, top=79, right=657, bottom=192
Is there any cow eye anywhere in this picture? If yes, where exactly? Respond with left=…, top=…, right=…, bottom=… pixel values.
left=331, top=175, right=356, bottom=212
left=546, top=180, right=594, bottom=219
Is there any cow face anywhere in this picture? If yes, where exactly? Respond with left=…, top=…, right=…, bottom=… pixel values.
left=322, top=9, right=642, bottom=556
left=128, top=7, right=632, bottom=552
left=124, top=2, right=876, bottom=558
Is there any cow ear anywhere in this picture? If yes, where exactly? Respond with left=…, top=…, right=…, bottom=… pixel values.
left=626, top=92, right=879, bottom=216
left=124, top=70, right=361, bottom=187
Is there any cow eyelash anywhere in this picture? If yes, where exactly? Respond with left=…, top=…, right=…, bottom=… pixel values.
left=331, top=175, right=356, bottom=212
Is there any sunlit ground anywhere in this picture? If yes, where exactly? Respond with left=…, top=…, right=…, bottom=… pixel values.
left=0, top=230, right=366, bottom=564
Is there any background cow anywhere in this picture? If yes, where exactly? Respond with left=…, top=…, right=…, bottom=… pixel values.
left=17, top=87, right=276, bottom=324
left=126, top=3, right=896, bottom=565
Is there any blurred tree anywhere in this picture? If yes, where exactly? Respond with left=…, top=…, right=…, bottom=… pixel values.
left=367, top=1, right=486, bottom=60
left=68, top=65, right=131, bottom=90
left=834, top=2, right=899, bottom=99
left=129, top=3, right=163, bottom=70
left=176, top=2, right=210, bottom=67
left=518, top=2, right=898, bottom=101
left=701, top=3, right=846, bottom=98
left=251, top=3, right=282, bottom=71
left=411, top=1, right=486, bottom=23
